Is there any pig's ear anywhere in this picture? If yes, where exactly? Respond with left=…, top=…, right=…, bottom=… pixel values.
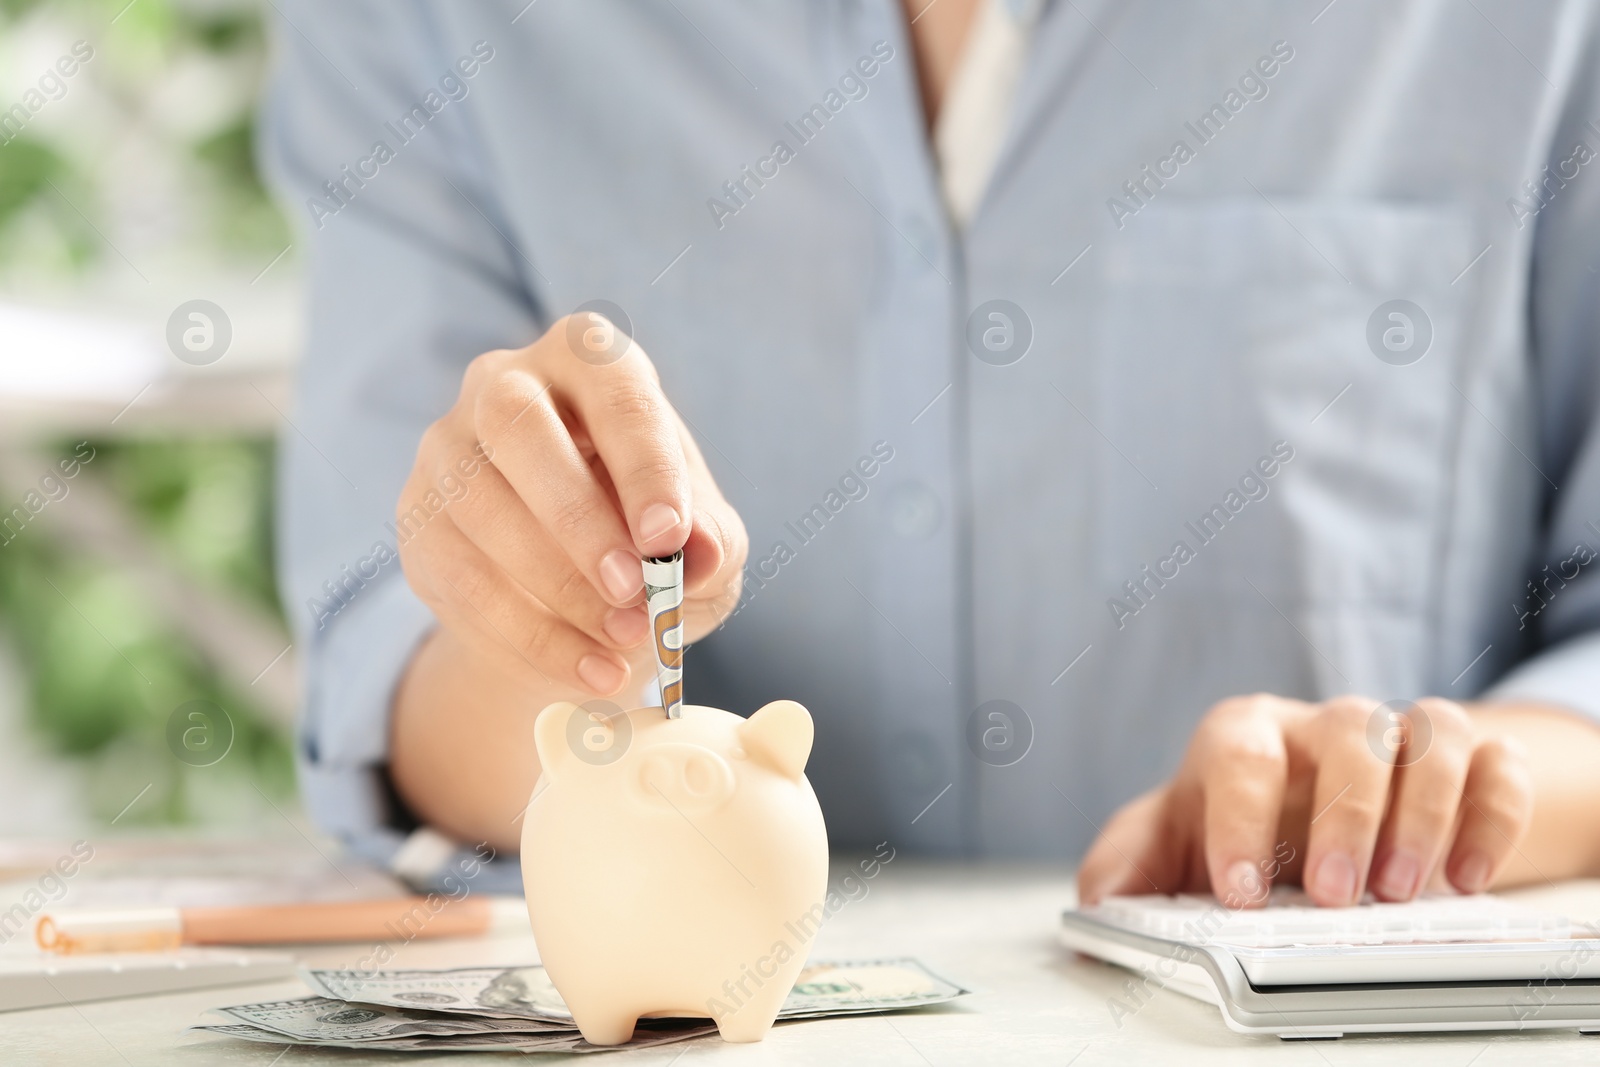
left=740, top=700, right=813, bottom=781
left=533, top=702, right=579, bottom=778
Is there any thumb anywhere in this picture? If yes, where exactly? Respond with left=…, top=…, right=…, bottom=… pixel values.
left=1077, top=786, right=1182, bottom=905
left=681, top=460, right=748, bottom=598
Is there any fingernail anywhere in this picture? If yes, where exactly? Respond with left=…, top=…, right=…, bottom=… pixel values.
left=1454, top=851, right=1493, bottom=894
left=577, top=654, right=626, bottom=695
left=599, top=550, right=642, bottom=602
left=1311, top=851, right=1358, bottom=906
left=638, top=503, right=681, bottom=546
left=1225, top=860, right=1265, bottom=907
left=603, top=607, right=649, bottom=646
left=1374, top=850, right=1421, bottom=900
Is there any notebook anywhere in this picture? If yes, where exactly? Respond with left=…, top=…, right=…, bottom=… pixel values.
left=0, top=838, right=387, bottom=1014
left=0, top=948, right=294, bottom=1013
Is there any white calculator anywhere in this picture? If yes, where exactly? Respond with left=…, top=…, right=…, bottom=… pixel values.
left=1061, top=890, right=1600, bottom=1038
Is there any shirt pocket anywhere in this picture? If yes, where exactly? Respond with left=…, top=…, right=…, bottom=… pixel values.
left=1087, top=196, right=1478, bottom=689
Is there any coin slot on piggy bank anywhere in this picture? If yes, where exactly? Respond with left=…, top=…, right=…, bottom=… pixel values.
left=522, top=700, right=830, bottom=1045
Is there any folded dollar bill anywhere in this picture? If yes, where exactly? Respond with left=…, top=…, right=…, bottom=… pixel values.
left=302, top=961, right=572, bottom=1022
left=208, top=996, right=575, bottom=1042
left=194, top=958, right=967, bottom=1054
left=297, top=957, right=966, bottom=1023
left=781, top=959, right=970, bottom=1017
left=194, top=1021, right=714, bottom=1053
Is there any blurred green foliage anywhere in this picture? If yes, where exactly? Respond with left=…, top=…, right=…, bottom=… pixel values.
left=103, top=437, right=280, bottom=616
left=0, top=439, right=294, bottom=824
left=0, top=138, right=64, bottom=227
left=0, top=0, right=47, bottom=20
left=0, top=0, right=289, bottom=275
left=0, top=0, right=300, bottom=822
left=195, top=117, right=289, bottom=252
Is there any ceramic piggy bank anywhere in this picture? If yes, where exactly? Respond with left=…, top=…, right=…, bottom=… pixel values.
left=521, top=700, right=829, bottom=1045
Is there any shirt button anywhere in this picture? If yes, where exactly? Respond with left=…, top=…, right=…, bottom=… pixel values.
left=888, top=480, right=943, bottom=538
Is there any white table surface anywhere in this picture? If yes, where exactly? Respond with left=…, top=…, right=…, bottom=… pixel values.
left=8, top=861, right=1600, bottom=1066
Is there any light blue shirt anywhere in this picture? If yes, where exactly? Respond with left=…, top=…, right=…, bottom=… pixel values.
left=262, top=0, right=1600, bottom=890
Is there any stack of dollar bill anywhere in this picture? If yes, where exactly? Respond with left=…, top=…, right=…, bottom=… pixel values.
left=192, top=958, right=968, bottom=1054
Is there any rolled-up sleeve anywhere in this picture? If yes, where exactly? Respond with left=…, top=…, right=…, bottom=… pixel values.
left=1482, top=32, right=1600, bottom=722
left=258, top=0, right=540, bottom=884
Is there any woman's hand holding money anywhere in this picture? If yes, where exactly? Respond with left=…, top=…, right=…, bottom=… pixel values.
left=389, top=314, right=747, bottom=849
left=395, top=313, right=747, bottom=697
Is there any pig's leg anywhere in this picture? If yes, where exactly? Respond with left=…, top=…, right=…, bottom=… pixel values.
left=713, top=986, right=786, bottom=1043
left=568, top=1004, right=639, bottom=1046
left=714, top=1014, right=773, bottom=1043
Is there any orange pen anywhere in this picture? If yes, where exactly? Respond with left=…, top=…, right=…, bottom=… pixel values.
left=35, top=895, right=496, bottom=954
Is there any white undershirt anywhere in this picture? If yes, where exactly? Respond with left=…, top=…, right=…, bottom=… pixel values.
left=933, top=0, right=1041, bottom=228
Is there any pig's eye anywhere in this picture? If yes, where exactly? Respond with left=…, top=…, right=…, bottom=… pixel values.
left=682, top=756, right=717, bottom=797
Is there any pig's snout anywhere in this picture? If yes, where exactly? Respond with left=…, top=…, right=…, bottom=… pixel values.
left=633, top=743, right=736, bottom=814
